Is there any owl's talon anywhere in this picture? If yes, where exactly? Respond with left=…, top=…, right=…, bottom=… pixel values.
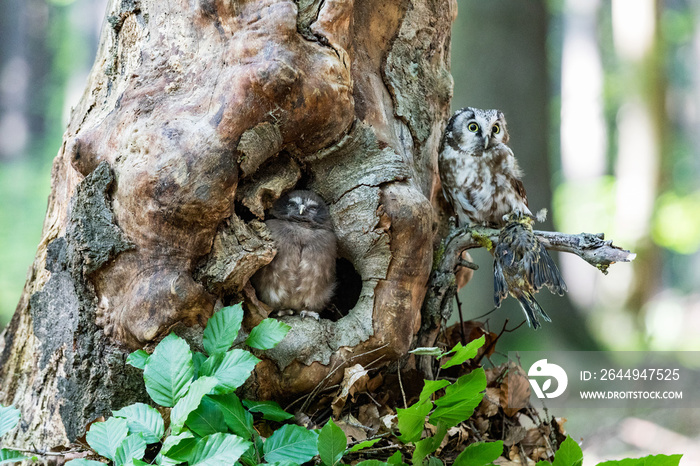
left=300, top=310, right=320, bottom=321
left=273, top=309, right=294, bottom=317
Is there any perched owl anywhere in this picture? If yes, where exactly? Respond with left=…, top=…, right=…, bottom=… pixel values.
left=438, top=107, right=566, bottom=327
left=439, top=107, right=531, bottom=227
left=251, top=190, right=337, bottom=319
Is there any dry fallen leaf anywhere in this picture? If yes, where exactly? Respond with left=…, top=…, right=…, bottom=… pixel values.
left=477, top=387, right=501, bottom=417
left=332, top=364, right=370, bottom=417
left=501, top=364, right=530, bottom=417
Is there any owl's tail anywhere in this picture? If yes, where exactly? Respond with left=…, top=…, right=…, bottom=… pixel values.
left=516, top=292, right=551, bottom=330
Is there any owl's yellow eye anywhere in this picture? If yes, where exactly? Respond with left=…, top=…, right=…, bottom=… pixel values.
left=492, top=124, right=501, bottom=134
left=467, top=122, right=479, bottom=132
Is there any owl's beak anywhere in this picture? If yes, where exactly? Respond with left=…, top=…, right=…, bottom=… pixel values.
left=483, top=136, right=490, bottom=149
left=299, top=205, right=306, bottom=215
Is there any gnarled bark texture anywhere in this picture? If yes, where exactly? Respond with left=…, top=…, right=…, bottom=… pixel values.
left=0, top=0, right=456, bottom=449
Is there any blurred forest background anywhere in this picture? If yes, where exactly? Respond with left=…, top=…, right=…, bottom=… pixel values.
left=1, top=0, right=699, bottom=463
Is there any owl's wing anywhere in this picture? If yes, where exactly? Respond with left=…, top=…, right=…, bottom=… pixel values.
left=510, top=177, right=529, bottom=208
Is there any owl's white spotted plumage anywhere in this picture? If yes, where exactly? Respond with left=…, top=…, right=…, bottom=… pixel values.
left=439, top=107, right=566, bottom=328
left=251, top=190, right=336, bottom=319
left=439, top=107, right=531, bottom=227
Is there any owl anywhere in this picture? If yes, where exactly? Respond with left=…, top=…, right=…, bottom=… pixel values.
left=439, top=107, right=531, bottom=227
left=438, top=107, right=566, bottom=327
left=251, top=190, right=337, bottom=320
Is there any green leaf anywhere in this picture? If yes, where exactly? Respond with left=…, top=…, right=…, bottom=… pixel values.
left=318, top=419, right=347, bottom=466
left=157, top=432, right=196, bottom=464
left=171, top=376, right=219, bottom=434
left=203, top=305, right=245, bottom=356
left=426, top=458, right=444, bottom=466
left=409, top=347, right=445, bottom=357
left=430, top=368, right=486, bottom=428
left=412, top=423, right=447, bottom=466
left=418, top=380, right=451, bottom=404
left=143, top=333, right=194, bottom=407
left=355, top=461, right=389, bottom=466
left=387, top=451, right=406, bottom=465
left=396, top=400, right=432, bottom=443
left=263, top=424, right=319, bottom=464
left=348, top=438, right=381, bottom=453
left=187, top=432, right=252, bottom=466
left=63, top=460, right=105, bottom=466
left=122, top=461, right=149, bottom=466
left=595, top=454, right=683, bottom=466
left=198, top=353, right=224, bottom=379
left=186, top=396, right=228, bottom=437
left=552, top=437, right=583, bottom=466
left=441, top=336, right=485, bottom=369
left=453, top=440, right=504, bottom=466
left=209, top=393, right=256, bottom=439
left=199, top=350, right=260, bottom=395
left=241, top=400, right=294, bottom=422
left=193, top=352, right=208, bottom=379
left=114, top=435, right=147, bottom=466
left=126, top=350, right=149, bottom=370
left=245, top=318, right=291, bottom=350
left=0, top=448, right=28, bottom=464
left=0, top=405, right=21, bottom=437
left=112, top=403, right=164, bottom=444
left=85, top=417, right=129, bottom=461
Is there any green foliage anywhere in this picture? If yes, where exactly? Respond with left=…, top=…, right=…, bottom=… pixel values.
left=242, top=400, right=295, bottom=422
left=126, top=350, right=150, bottom=370
left=348, top=438, right=382, bottom=453
left=0, top=449, right=28, bottom=465
left=170, top=376, right=219, bottom=434
left=0, top=315, right=685, bottom=466
left=186, top=433, right=251, bottom=466
left=143, top=333, right=194, bottom=407
left=60, top=305, right=291, bottom=466
left=595, top=454, right=683, bottom=466
left=201, top=350, right=260, bottom=395
left=263, top=424, right=319, bottom=464
left=429, top=369, right=486, bottom=428
left=551, top=436, right=583, bottom=466
left=85, top=417, right=129, bottom=462
left=112, top=403, right=164, bottom=443
left=203, top=305, right=244, bottom=356
left=0, top=405, right=21, bottom=438
left=246, top=318, right=292, bottom=350
left=318, top=419, right=346, bottom=466
left=440, top=335, right=485, bottom=369
left=453, top=440, right=503, bottom=466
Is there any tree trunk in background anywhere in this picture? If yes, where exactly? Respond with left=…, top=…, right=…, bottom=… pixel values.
left=0, top=0, right=456, bottom=450
left=450, top=0, right=598, bottom=349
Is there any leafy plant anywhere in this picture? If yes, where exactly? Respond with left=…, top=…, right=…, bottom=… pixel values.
left=0, top=404, right=28, bottom=464
left=65, top=304, right=301, bottom=466
left=0, top=306, right=685, bottom=466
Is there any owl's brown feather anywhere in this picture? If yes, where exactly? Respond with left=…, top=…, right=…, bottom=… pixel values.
left=251, top=190, right=337, bottom=315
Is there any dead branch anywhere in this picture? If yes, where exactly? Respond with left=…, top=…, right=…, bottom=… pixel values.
left=417, top=221, right=635, bottom=378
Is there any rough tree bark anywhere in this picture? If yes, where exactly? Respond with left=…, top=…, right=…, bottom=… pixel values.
left=0, top=0, right=456, bottom=450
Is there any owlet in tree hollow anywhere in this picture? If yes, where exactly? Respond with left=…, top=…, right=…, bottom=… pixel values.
left=251, top=190, right=337, bottom=320
left=439, top=107, right=566, bottom=328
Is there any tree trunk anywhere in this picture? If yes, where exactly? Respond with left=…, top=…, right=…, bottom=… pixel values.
left=0, top=0, right=455, bottom=450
